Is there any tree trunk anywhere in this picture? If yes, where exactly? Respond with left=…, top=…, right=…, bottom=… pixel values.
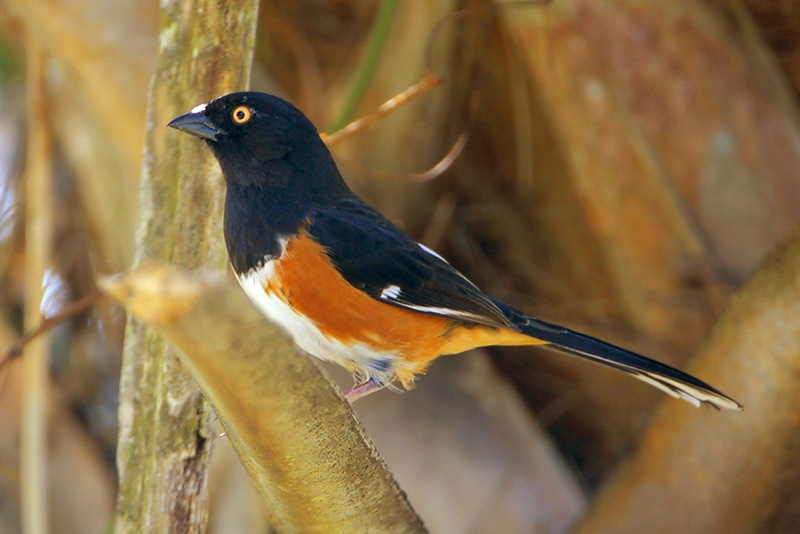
left=114, top=1, right=259, bottom=532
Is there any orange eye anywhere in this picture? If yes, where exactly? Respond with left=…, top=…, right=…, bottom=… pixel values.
left=231, top=105, right=252, bottom=124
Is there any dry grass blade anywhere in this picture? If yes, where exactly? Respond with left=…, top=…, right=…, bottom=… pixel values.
left=3, top=290, right=101, bottom=371
left=21, top=38, right=51, bottom=534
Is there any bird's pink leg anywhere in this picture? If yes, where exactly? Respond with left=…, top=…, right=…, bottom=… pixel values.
left=343, top=378, right=386, bottom=402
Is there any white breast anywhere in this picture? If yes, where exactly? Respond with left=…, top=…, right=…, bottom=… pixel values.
left=235, top=259, right=400, bottom=385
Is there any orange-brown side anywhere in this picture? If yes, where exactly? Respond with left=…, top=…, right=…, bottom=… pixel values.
left=269, top=232, right=546, bottom=387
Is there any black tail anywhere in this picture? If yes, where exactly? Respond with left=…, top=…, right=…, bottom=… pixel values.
left=494, top=301, right=741, bottom=410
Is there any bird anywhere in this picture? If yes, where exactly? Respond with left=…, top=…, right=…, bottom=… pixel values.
left=167, top=91, right=741, bottom=410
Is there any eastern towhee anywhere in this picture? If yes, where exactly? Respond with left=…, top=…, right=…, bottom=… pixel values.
left=168, top=92, right=741, bottom=410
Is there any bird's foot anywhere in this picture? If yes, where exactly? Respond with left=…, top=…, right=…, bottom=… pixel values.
left=343, top=377, right=385, bottom=402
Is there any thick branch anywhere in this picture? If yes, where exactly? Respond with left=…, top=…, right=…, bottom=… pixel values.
left=101, top=262, right=426, bottom=533
left=575, top=223, right=800, bottom=533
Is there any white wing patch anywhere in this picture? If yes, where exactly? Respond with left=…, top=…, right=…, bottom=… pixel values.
left=395, top=303, right=484, bottom=321
left=418, top=242, right=485, bottom=289
left=380, top=285, right=401, bottom=300
left=418, top=243, right=447, bottom=262
left=370, top=242, right=496, bottom=322
left=377, top=278, right=485, bottom=321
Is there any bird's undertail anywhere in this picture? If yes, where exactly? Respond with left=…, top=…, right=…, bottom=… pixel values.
left=492, top=301, right=742, bottom=411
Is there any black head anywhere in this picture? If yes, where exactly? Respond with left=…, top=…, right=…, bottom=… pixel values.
left=169, top=92, right=354, bottom=272
left=168, top=92, right=350, bottom=200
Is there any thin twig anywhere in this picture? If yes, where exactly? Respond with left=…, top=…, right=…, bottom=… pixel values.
left=322, top=0, right=501, bottom=180
left=2, top=289, right=102, bottom=371
left=327, top=0, right=399, bottom=132
left=322, top=71, right=443, bottom=147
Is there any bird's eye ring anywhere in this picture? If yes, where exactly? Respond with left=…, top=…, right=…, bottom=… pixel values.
left=232, top=106, right=252, bottom=124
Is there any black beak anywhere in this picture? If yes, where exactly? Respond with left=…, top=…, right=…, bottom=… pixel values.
left=167, top=110, right=222, bottom=141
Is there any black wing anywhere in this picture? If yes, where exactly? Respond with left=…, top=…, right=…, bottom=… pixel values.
left=308, top=198, right=512, bottom=329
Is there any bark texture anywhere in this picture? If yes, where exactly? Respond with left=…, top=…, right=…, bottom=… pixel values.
left=114, top=1, right=259, bottom=533
left=103, top=262, right=426, bottom=533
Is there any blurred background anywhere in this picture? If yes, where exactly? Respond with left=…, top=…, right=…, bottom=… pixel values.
left=1, top=0, right=800, bottom=532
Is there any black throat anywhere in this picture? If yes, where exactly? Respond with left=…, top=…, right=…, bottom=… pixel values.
left=217, top=136, right=351, bottom=274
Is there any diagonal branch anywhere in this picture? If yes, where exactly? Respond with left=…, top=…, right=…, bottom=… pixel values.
left=575, top=223, right=800, bottom=533
left=101, top=261, right=426, bottom=533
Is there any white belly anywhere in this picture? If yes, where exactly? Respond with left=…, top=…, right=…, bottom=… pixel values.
left=235, top=261, right=399, bottom=385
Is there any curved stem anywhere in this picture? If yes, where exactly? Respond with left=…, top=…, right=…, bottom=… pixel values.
left=328, top=0, right=398, bottom=132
